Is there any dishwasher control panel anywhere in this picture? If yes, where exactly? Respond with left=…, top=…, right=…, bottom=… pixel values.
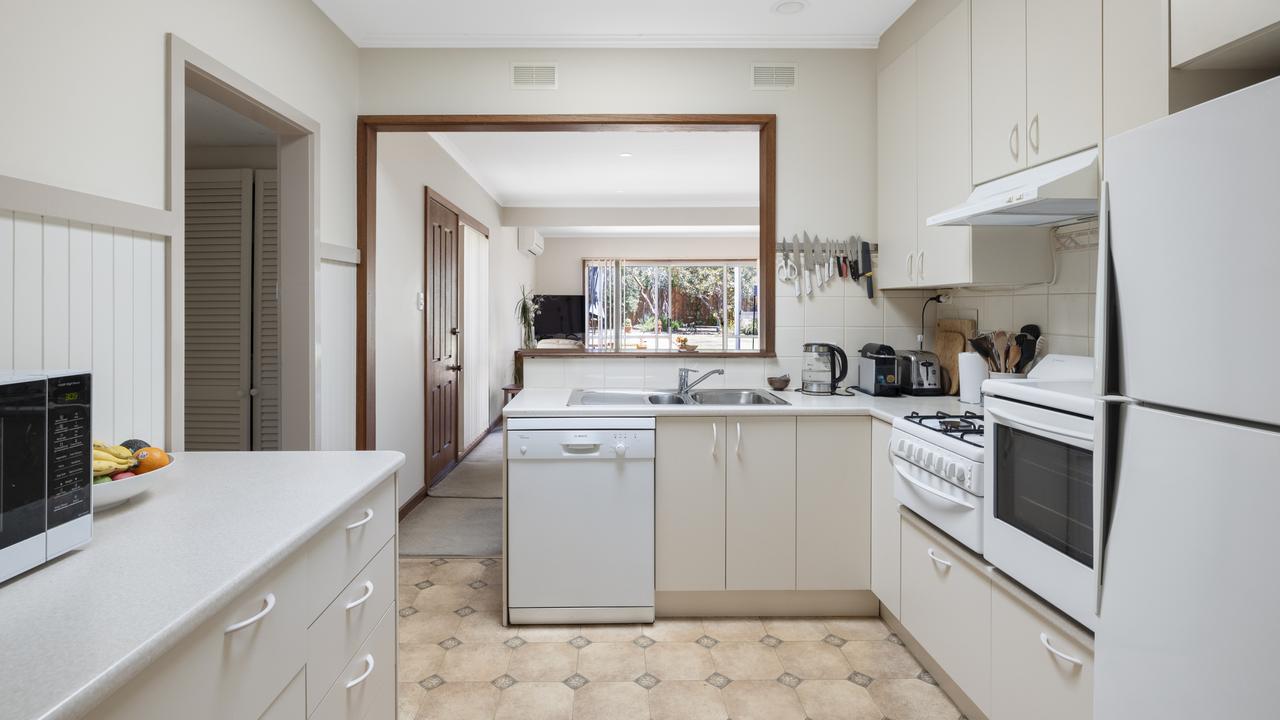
left=507, top=429, right=656, bottom=460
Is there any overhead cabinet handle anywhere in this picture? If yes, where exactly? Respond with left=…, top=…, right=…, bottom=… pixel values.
left=1029, top=114, right=1040, bottom=153
left=1010, top=123, right=1020, bottom=160
left=906, top=252, right=914, bottom=281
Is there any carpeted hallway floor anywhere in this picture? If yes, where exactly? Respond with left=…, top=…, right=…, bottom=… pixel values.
left=400, top=431, right=503, bottom=557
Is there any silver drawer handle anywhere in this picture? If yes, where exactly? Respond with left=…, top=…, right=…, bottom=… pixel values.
left=346, top=654, right=376, bottom=689
left=345, top=581, right=375, bottom=610
left=926, top=548, right=952, bottom=569
left=1040, top=633, right=1084, bottom=666
left=225, top=593, right=276, bottom=634
left=346, top=508, right=374, bottom=531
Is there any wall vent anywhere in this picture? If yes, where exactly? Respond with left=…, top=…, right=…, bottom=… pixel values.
left=751, top=63, right=797, bottom=90
left=511, top=63, right=558, bottom=90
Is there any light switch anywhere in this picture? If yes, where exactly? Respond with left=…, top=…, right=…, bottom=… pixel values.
left=417, top=291, right=425, bottom=311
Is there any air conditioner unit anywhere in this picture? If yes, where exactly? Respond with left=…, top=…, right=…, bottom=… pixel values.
left=518, top=227, right=545, bottom=256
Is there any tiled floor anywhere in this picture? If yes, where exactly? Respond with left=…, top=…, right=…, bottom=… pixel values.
left=398, top=558, right=964, bottom=720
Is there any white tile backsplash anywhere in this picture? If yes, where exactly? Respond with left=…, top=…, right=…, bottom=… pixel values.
left=803, top=295, right=844, bottom=327
left=1048, top=293, right=1091, bottom=337
left=603, top=357, right=646, bottom=388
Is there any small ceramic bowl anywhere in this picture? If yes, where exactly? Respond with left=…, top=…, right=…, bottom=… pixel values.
left=93, top=455, right=177, bottom=511
left=767, top=374, right=791, bottom=390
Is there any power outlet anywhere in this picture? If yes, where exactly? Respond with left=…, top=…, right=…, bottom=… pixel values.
left=417, top=291, right=425, bottom=311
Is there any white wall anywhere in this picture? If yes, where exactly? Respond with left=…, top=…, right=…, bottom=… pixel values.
left=0, top=0, right=360, bottom=449
left=533, top=235, right=757, bottom=295
left=375, top=133, right=533, bottom=507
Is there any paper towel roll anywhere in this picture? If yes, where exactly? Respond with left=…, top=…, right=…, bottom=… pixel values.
left=959, top=352, right=989, bottom=405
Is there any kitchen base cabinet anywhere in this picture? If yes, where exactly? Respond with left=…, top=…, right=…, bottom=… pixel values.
left=870, top=420, right=901, bottom=616
left=796, top=417, right=871, bottom=590
left=900, top=516, right=992, bottom=714
left=726, top=417, right=797, bottom=590
left=991, top=584, right=1094, bottom=720
left=656, top=417, right=727, bottom=591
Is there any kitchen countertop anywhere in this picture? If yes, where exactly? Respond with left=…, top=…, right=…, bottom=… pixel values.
left=0, top=450, right=405, bottom=720
left=504, top=387, right=973, bottom=424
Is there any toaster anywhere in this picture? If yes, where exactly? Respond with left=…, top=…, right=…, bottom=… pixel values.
left=855, top=343, right=900, bottom=396
left=897, top=350, right=944, bottom=396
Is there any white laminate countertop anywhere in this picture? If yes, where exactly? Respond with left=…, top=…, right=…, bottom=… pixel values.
left=0, top=450, right=405, bottom=720
left=504, top=387, right=972, bottom=424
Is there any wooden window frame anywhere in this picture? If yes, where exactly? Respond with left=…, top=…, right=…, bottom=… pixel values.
left=355, top=114, right=778, bottom=451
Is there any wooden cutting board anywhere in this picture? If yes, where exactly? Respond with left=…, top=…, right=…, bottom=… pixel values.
left=934, top=318, right=977, bottom=395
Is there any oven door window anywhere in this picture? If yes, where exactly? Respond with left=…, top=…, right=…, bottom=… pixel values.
left=994, top=424, right=1093, bottom=568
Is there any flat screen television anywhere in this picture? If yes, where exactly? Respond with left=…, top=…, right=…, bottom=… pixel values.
left=533, top=294, right=585, bottom=340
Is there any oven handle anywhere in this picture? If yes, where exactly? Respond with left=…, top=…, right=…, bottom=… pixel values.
left=987, top=406, right=1093, bottom=443
left=893, top=463, right=975, bottom=510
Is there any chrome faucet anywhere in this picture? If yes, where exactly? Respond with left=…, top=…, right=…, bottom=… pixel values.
left=678, top=367, right=725, bottom=395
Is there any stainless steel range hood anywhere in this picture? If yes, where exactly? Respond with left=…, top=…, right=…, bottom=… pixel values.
left=927, top=147, right=1099, bottom=227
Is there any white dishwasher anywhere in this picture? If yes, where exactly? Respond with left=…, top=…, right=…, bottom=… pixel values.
left=506, top=417, right=655, bottom=624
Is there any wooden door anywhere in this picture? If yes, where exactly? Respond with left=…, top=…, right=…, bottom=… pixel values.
left=655, top=417, right=727, bottom=591
left=875, top=45, right=919, bottom=290
left=972, top=0, right=1027, bottom=184
left=1026, top=0, right=1101, bottom=165
left=425, top=195, right=460, bottom=483
left=725, top=416, right=796, bottom=590
left=796, top=416, right=871, bottom=590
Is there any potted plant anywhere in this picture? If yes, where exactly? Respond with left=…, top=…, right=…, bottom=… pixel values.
left=515, top=286, right=540, bottom=350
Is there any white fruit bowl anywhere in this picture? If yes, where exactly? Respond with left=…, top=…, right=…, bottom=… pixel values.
left=93, top=455, right=176, bottom=511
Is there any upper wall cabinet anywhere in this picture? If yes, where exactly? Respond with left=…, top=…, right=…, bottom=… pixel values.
left=1171, top=0, right=1280, bottom=68
left=876, top=46, right=918, bottom=290
left=971, top=0, right=1101, bottom=184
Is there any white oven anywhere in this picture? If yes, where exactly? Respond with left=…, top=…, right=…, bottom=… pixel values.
left=983, top=372, right=1099, bottom=630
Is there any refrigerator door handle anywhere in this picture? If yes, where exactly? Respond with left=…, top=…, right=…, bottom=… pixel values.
left=1094, top=180, right=1113, bottom=397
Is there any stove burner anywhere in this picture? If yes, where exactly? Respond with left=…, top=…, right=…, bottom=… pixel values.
left=904, top=411, right=986, bottom=448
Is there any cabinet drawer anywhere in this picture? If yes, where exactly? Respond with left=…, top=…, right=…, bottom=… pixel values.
left=311, top=602, right=397, bottom=720
left=991, top=585, right=1093, bottom=720
left=899, top=520, right=992, bottom=713
left=304, top=478, right=396, bottom=622
left=259, top=669, right=305, bottom=720
left=307, top=538, right=397, bottom=714
left=88, top=551, right=309, bottom=720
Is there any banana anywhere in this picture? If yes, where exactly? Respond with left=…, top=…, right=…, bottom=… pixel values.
left=93, top=459, right=122, bottom=475
left=102, top=444, right=135, bottom=461
left=93, top=450, right=135, bottom=469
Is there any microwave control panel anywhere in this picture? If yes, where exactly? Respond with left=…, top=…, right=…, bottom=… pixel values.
left=47, top=373, right=92, bottom=528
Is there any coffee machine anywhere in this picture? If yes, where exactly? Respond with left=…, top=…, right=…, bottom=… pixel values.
left=855, top=343, right=901, bottom=396
left=801, top=342, right=848, bottom=395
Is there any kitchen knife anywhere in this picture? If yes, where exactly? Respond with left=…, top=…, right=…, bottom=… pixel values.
left=816, top=236, right=827, bottom=286
left=792, top=234, right=802, bottom=297
left=859, top=239, right=874, bottom=299
left=827, top=236, right=836, bottom=279
left=801, top=231, right=813, bottom=296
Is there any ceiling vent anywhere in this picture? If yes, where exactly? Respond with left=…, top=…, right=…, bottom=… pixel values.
left=511, top=63, right=558, bottom=90
left=751, top=63, right=797, bottom=90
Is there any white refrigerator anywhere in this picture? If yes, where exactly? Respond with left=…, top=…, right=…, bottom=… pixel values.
left=1094, top=76, right=1280, bottom=718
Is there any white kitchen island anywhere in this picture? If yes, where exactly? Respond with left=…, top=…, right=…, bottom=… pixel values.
left=0, top=450, right=405, bottom=720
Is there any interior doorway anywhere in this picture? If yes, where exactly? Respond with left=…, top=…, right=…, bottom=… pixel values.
left=425, top=190, right=460, bottom=480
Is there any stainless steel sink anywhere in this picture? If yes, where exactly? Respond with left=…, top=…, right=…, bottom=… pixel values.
left=690, top=389, right=789, bottom=406
left=647, top=393, right=687, bottom=405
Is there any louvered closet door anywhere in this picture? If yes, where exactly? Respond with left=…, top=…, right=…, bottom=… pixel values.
left=185, top=169, right=252, bottom=450
left=252, top=170, right=281, bottom=451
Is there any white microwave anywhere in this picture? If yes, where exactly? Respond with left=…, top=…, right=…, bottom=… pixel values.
left=0, top=371, right=93, bottom=584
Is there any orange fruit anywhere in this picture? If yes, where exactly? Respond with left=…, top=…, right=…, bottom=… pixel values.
left=134, top=447, right=170, bottom=474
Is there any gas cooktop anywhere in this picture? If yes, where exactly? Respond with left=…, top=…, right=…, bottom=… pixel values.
left=902, top=411, right=985, bottom=449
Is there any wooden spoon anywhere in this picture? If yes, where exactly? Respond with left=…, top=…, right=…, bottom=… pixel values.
left=1006, top=343, right=1022, bottom=375
left=992, top=331, right=1009, bottom=373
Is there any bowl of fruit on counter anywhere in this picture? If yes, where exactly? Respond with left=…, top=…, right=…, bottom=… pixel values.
left=92, top=439, right=173, bottom=510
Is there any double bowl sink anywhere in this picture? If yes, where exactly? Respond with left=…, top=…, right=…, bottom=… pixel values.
left=568, top=388, right=790, bottom=407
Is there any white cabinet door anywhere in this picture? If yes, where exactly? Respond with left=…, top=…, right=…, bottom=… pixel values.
left=991, top=585, right=1094, bottom=720
left=869, top=420, right=901, bottom=616
left=1171, top=0, right=1280, bottom=67
left=972, top=0, right=1027, bottom=183
left=916, top=0, right=974, bottom=288
left=656, top=417, right=726, bottom=591
left=726, top=417, right=796, bottom=590
left=1026, top=0, right=1101, bottom=164
left=876, top=46, right=918, bottom=290
left=796, top=417, right=871, bottom=590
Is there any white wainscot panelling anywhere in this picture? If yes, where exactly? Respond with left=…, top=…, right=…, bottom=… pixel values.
left=0, top=209, right=166, bottom=444
left=319, top=260, right=357, bottom=450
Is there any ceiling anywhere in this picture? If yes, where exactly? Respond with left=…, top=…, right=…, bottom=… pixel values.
left=186, top=90, right=276, bottom=147
left=431, top=131, right=759, bottom=208
left=312, top=0, right=914, bottom=48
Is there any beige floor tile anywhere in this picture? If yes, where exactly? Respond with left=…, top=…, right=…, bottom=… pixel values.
left=824, top=617, right=890, bottom=642
left=866, top=678, right=962, bottom=720
left=398, top=681, right=426, bottom=720
left=643, top=618, right=705, bottom=642
left=454, top=610, right=517, bottom=643
left=495, top=681, right=575, bottom=720
left=577, top=642, right=645, bottom=682
left=721, top=679, right=806, bottom=720
left=647, top=680, right=729, bottom=720
left=439, top=643, right=513, bottom=682
left=398, top=584, right=422, bottom=608
left=508, top=642, right=579, bottom=681
left=399, top=643, right=446, bottom=683
left=415, top=681, right=501, bottom=720
left=763, top=618, right=829, bottom=642
left=703, top=618, right=767, bottom=642
left=425, top=560, right=488, bottom=586
left=775, top=641, right=853, bottom=680
left=795, top=679, right=882, bottom=720
left=399, top=611, right=463, bottom=645
left=644, top=642, right=715, bottom=682
left=710, top=642, right=784, bottom=680
left=467, top=588, right=502, bottom=612
left=572, top=681, right=650, bottom=720
left=399, top=559, right=437, bottom=586
left=579, top=624, right=644, bottom=642
left=413, top=584, right=475, bottom=614
left=840, top=640, right=923, bottom=680
left=518, top=625, right=583, bottom=642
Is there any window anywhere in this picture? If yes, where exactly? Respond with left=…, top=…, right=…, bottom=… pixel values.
left=584, top=259, right=760, bottom=353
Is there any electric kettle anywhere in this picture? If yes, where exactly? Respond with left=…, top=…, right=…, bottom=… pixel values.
left=801, top=342, right=848, bottom=395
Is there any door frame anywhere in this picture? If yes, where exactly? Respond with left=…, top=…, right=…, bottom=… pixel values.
left=168, top=34, right=320, bottom=450
left=355, top=114, right=777, bottom=452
